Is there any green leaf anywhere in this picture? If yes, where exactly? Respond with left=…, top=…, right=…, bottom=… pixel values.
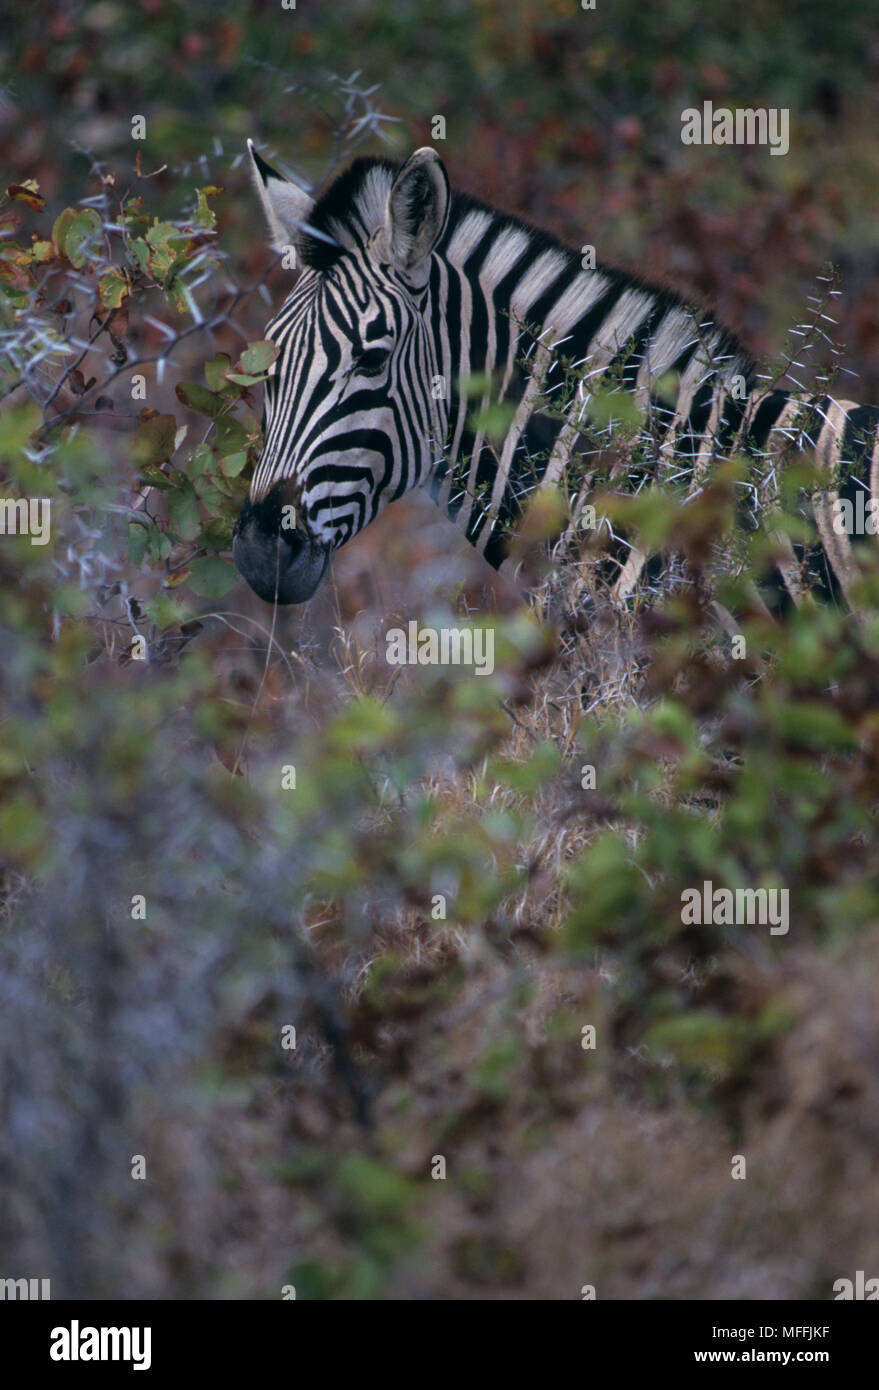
left=213, top=415, right=249, bottom=456
left=131, top=238, right=150, bottom=274
left=204, top=354, right=232, bottom=392
left=0, top=797, right=50, bottom=861
left=147, top=527, right=172, bottom=563
left=469, top=400, right=517, bottom=441
left=328, top=697, right=398, bottom=754
left=219, top=450, right=248, bottom=478
left=186, top=554, right=238, bottom=598
left=167, top=477, right=201, bottom=540
left=53, top=207, right=102, bottom=269
left=175, top=382, right=219, bottom=417
left=132, top=414, right=178, bottom=468
left=240, top=340, right=279, bottom=375
left=564, top=833, right=644, bottom=948
left=491, top=740, right=562, bottom=794
left=146, top=221, right=187, bottom=251
left=644, top=1012, right=739, bottom=1071
left=195, top=187, right=218, bottom=229
left=146, top=221, right=188, bottom=282
left=136, top=464, right=173, bottom=490
left=337, top=1157, right=418, bottom=1221
left=214, top=474, right=248, bottom=508
left=128, top=521, right=149, bottom=565
left=587, top=384, right=645, bottom=433
left=98, top=268, right=129, bottom=308
left=145, top=592, right=190, bottom=631
left=192, top=473, right=228, bottom=512
left=196, top=518, right=232, bottom=551
left=773, top=701, right=858, bottom=752
left=0, top=401, right=40, bottom=464
left=185, top=442, right=215, bottom=480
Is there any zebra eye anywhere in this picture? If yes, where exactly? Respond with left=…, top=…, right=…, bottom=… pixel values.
left=354, top=346, right=391, bottom=376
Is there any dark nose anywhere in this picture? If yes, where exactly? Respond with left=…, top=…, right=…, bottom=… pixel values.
left=232, top=493, right=331, bottom=604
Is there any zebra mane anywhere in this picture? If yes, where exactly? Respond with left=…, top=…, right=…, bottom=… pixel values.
left=300, top=156, right=747, bottom=369
left=301, top=157, right=399, bottom=269
left=304, top=155, right=590, bottom=285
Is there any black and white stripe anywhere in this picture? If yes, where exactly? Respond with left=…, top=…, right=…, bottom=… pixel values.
left=233, top=143, right=879, bottom=611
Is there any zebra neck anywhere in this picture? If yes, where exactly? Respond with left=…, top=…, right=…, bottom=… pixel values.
left=427, top=204, right=753, bottom=569
left=425, top=200, right=879, bottom=618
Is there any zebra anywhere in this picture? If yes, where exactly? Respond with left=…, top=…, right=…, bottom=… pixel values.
left=232, top=142, right=879, bottom=616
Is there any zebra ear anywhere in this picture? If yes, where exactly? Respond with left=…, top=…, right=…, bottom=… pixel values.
left=247, top=139, right=315, bottom=252
left=384, top=147, right=450, bottom=280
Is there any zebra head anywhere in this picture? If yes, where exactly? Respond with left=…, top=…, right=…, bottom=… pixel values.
left=233, top=143, right=451, bottom=604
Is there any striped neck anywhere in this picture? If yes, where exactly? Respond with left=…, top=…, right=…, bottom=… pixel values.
left=427, top=194, right=752, bottom=569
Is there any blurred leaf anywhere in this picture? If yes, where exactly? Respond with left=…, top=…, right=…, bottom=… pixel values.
left=491, top=740, right=561, bottom=793
left=98, top=268, right=130, bottom=308
left=186, top=554, right=238, bottom=597
left=132, top=414, right=178, bottom=468
left=7, top=182, right=46, bottom=212
left=197, top=517, right=232, bottom=551
left=167, top=476, right=201, bottom=540
left=52, top=207, right=102, bottom=268
left=130, top=237, right=150, bottom=274
left=0, top=401, right=40, bottom=464
left=0, top=798, right=50, bottom=862
left=145, top=591, right=190, bottom=630
left=127, top=521, right=149, bottom=565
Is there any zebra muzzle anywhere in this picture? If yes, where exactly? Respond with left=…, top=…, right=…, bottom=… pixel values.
left=233, top=494, right=331, bottom=604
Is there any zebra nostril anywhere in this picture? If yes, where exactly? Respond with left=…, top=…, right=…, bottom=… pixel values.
left=232, top=494, right=331, bottom=604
